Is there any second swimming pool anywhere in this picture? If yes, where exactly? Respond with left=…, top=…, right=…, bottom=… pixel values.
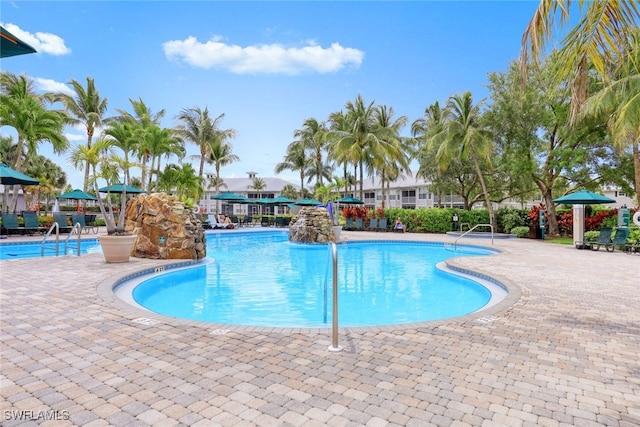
left=129, top=231, right=503, bottom=328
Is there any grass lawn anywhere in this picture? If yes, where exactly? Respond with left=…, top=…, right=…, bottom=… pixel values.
left=546, top=236, right=573, bottom=245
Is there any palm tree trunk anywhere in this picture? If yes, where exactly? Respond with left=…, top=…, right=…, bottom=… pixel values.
left=471, top=155, right=495, bottom=228
left=633, top=136, right=640, bottom=209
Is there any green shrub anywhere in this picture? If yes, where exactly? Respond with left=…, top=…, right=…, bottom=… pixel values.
left=511, top=226, right=530, bottom=238
left=584, top=230, right=600, bottom=242
left=496, top=208, right=528, bottom=233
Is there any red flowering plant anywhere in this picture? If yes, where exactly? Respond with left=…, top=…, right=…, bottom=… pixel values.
left=527, top=203, right=546, bottom=227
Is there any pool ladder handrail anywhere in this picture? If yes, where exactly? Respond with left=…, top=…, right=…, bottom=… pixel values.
left=64, top=223, right=82, bottom=255
left=41, top=222, right=60, bottom=257
left=454, top=223, right=494, bottom=250
left=327, top=242, right=342, bottom=352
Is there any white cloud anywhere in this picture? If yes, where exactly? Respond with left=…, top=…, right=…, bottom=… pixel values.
left=34, top=78, right=74, bottom=95
left=162, top=36, right=363, bottom=74
left=3, top=23, right=71, bottom=56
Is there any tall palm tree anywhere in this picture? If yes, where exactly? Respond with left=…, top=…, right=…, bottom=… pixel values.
left=428, top=92, right=496, bottom=227
left=0, top=72, right=68, bottom=211
left=142, top=125, right=184, bottom=190
left=206, top=131, right=240, bottom=212
left=294, top=118, right=331, bottom=187
left=275, top=143, right=313, bottom=198
left=521, top=0, right=639, bottom=123
left=369, top=105, right=411, bottom=207
left=52, top=77, right=108, bottom=192
left=582, top=31, right=640, bottom=207
left=332, top=95, right=380, bottom=200
left=103, top=121, right=137, bottom=185
left=175, top=107, right=237, bottom=180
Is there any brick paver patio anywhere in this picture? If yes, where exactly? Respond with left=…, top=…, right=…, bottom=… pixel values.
left=1, top=230, right=638, bottom=426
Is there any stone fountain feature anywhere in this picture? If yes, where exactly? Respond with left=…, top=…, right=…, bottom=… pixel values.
left=289, top=207, right=336, bottom=243
left=124, top=193, right=207, bottom=260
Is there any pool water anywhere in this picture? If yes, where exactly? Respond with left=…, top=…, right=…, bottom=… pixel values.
left=0, top=239, right=102, bottom=260
left=132, top=231, right=496, bottom=328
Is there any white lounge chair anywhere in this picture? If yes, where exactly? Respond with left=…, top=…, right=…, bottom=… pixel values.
left=207, top=215, right=236, bottom=229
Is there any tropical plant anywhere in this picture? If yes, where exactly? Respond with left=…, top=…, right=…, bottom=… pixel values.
left=0, top=72, right=68, bottom=212
left=275, top=143, right=312, bottom=198
left=51, top=77, right=108, bottom=192
left=426, top=92, right=496, bottom=227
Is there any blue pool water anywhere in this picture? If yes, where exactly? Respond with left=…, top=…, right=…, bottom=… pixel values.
left=132, top=231, right=497, bottom=328
left=0, top=239, right=102, bottom=260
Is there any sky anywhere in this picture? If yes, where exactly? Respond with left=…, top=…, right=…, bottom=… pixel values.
left=1, top=0, right=541, bottom=190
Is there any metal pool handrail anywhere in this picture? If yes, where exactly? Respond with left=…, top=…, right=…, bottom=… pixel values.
left=41, top=222, right=60, bottom=256
left=328, top=242, right=342, bottom=352
left=64, top=223, right=82, bottom=256
left=454, top=223, right=494, bottom=249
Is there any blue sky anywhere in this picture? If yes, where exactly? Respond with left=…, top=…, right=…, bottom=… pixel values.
left=2, top=1, right=540, bottom=190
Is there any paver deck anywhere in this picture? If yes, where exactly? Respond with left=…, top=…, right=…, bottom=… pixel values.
left=1, top=229, right=638, bottom=426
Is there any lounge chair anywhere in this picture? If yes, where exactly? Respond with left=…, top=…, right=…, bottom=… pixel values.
left=71, top=213, right=98, bottom=234
left=377, top=218, right=388, bottom=232
left=1, top=212, right=22, bottom=236
left=345, top=218, right=354, bottom=230
left=53, top=213, right=72, bottom=233
left=601, top=227, right=630, bottom=252
left=207, top=215, right=235, bottom=229
left=582, top=227, right=612, bottom=250
left=22, top=211, right=45, bottom=235
left=368, top=218, right=378, bottom=231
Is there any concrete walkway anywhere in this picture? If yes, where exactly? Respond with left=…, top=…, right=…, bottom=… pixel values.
left=1, top=230, right=638, bottom=426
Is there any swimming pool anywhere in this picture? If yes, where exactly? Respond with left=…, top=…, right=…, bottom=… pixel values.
left=0, top=239, right=102, bottom=260
left=128, top=231, right=502, bottom=328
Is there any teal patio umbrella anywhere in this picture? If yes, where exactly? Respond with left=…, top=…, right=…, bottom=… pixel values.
left=1, top=25, right=37, bottom=58
left=295, top=198, right=323, bottom=206
left=57, top=189, right=98, bottom=201
left=337, top=196, right=364, bottom=205
left=553, top=189, right=616, bottom=248
left=98, top=183, right=145, bottom=194
left=553, top=189, right=615, bottom=205
left=0, top=163, right=39, bottom=185
left=211, top=191, right=246, bottom=201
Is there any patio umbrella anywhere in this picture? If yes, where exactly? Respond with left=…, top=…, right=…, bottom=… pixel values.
left=211, top=191, right=246, bottom=201
left=57, top=189, right=98, bottom=201
left=553, top=189, right=615, bottom=205
left=553, top=189, right=616, bottom=249
left=1, top=25, right=37, bottom=58
left=271, top=195, right=295, bottom=205
left=295, top=198, right=323, bottom=206
left=98, top=183, right=145, bottom=194
left=0, top=163, right=39, bottom=185
left=336, top=196, right=364, bottom=205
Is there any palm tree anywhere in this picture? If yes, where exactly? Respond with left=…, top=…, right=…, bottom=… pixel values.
left=0, top=72, right=68, bottom=211
left=294, top=118, right=331, bottom=187
left=103, top=121, right=137, bottom=186
left=175, top=107, right=237, bottom=180
left=275, top=143, right=313, bottom=198
left=332, top=95, right=381, bottom=200
left=582, top=32, right=640, bottom=207
left=142, top=125, right=184, bottom=190
left=521, top=0, right=639, bottom=123
left=52, top=77, right=108, bottom=192
left=369, top=105, right=411, bottom=208
left=428, top=92, right=496, bottom=227
left=206, top=133, right=240, bottom=213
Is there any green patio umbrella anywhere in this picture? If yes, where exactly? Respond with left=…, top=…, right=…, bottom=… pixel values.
left=1, top=25, right=37, bottom=58
left=211, top=191, right=246, bottom=201
left=271, top=195, right=295, bottom=205
left=553, top=189, right=615, bottom=205
left=98, top=183, right=145, bottom=194
left=295, top=198, right=323, bottom=206
left=57, top=189, right=98, bottom=201
left=553, top=189, right=616, bottom=249
left=0, top=163, right=40, bottom=185
left=336, top=196, right=364, bottom=205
